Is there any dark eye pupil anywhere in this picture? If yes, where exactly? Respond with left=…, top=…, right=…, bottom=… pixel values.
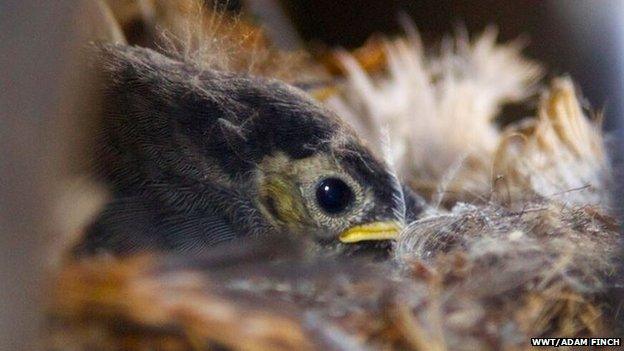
left=315, top=178, right=354, bottom=214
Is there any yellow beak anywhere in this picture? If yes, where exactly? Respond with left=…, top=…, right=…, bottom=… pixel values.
left=339, top=221, right=402, bottom=243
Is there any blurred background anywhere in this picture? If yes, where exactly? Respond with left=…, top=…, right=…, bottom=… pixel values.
left=2, top=1, right=623, bottom=349
left=272, top=0, right=624, bottom=128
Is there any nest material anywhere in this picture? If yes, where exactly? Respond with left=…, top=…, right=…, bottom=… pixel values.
left=105, top=0, right=326, bottom=83
left=48, top=200, right=618, bottom=350
left=328, top=28, right=543, bottom=205
left=49, top=2, right=621, bottom=350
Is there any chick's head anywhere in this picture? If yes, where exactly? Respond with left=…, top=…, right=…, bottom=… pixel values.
left=98, top=45, right=408, bottom=247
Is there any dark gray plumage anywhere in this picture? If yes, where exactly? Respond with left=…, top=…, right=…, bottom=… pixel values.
left=75, top=45, right=424, bottom=256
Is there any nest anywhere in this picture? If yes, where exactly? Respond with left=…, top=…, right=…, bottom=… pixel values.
left=48, top=1, right=621, bottom=350
left=49, top=201, right=618, bottom=350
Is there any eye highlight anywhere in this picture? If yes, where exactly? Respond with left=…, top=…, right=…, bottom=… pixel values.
left=315, top=177, right=354, bottom=215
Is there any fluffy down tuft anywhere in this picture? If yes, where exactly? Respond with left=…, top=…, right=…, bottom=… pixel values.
left=328, top=28, right=542, bottom=204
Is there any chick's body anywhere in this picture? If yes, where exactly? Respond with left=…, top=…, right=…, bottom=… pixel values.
left=75, top=45, right=418, bottom=256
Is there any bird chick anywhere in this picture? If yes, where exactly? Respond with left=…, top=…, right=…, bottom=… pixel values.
left=75, top=45, right=421, bottom=256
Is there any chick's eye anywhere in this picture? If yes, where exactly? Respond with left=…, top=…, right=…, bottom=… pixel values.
left=315, top=177, right=354, bottom=214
